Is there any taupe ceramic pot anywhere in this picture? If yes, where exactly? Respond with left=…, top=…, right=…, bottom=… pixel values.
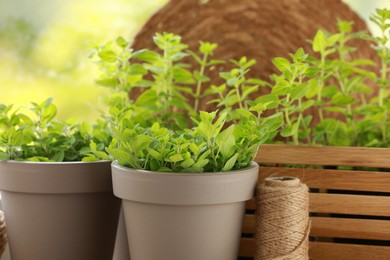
left=111, top=162, right=259, bottom=260
left=0, top=161, right=121, bottom=260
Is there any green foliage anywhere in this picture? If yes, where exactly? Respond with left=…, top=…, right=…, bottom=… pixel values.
left=98, top=8, right=390, bottom=174
left=96, top=33, right=279, bottom=172
left=271, top=9, right=390, bottom=147
left=92, top=32, right=229, bottom=129
left=0, top=98, right=111, bottom=162
left=106, top=111, right=266, bottom=172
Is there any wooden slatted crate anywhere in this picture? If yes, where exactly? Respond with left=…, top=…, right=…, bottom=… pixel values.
left=239, top=144, right=390, bottom=260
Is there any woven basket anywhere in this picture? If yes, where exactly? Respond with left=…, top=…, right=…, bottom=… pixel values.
left=0, top=210, right=7, bottom=257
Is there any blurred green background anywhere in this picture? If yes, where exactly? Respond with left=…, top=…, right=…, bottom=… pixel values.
left=0, top=0, right=388, bottom=121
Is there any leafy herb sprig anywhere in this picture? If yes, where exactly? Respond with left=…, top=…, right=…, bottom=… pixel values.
left=105, top=109, right=269, bottom=172
left=0, top=98, right=110, bottom=162
left=269, top=9, right=390, bottom=147
left=91, top=32, right=227, bottom=129
left=92, top=33, right=280, bottom=172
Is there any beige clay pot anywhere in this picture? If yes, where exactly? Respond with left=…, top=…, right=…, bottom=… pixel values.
left=0, top=160, right=121, bottom=260
left=111, top=162, right=259, bottom=260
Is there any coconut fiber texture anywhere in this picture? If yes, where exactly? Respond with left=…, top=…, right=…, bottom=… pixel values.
left=255, top=177, right=310, bottom=260
left=132, top=0, right=377, bottom=81
left=131, top=0, right=378, bottom=111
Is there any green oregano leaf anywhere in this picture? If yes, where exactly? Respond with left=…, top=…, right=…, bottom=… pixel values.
left=221, top=153, right=239, bottom=172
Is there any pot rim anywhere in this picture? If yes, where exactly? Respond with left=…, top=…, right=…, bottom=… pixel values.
left=0, top=160, right=110, bottom=165
left=0, top=160, right=113, bottom=193
left=111, top=161, right=259, bottom=176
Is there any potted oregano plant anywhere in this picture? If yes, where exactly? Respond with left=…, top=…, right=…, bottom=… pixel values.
left=263, top=9, right=390, bottom=148
left=90, top=33, right=281, bottom=260
left=0, top=98, right=121, bottom=260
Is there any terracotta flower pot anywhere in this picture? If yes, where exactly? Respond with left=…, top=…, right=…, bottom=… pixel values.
left=111, top=162, right=258, bottom=260
left=0, top=161, right=121, bottom=260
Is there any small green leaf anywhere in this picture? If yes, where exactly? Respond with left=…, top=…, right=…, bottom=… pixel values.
left=147, top=148, right=161, bottom=160
left=190, top=143, right=200, bottom=155
left=312, top=30, right=326, bottom=53
left=193, top=159, right=209, bottom=168
left=169, top=154, right=184, bottom=163
left=322, top=85, right=339, bottom=98
left=302, top=115, right=313, bottom=128
left=305, top=67, right=321, bottom=78
left=242, top=85, right=259, bottom=99
left=326, top=33, right=341, bottom=47
left=248, top=102, right=269, bottom=113
left=305, top=79, right=318, bottom=98
left=290, top=83, right=309, bottom=100
left=135, top=89, right=158, bottom=108
left=337, top=20, right=352, bottom=33
left=52, top=151, right=65, bottom=162
left=132, top=49, right=159, bottom=63
left=194, top=71, right=210, bottom=82
left=93, top=151, right=110, bottom=160
left=207, top=59, right=225, bottom=66
left=181, top=158, right=195, bottom=168
left=264, top=112, right=283, bottom=132
left=172, top=67, right=195, bottom=84
left=272, top=57, right=290, bottom=72
left=115, top=36, right=128, bottom=48
left=254, top=94, right=279, bottom=109
left=281, top=122, right=299, bottom=137
left=41, top=104, right=57, bottom=124
left=95, top=78, right=118, bottom=87
left=80, top=122, right=92, bottom=137
left=216, top=125, right=236, bottom=158
left=199, top=41, right=218, bottom=55
left=132, top=135, right=151, bottom=151
left=98, top=50, right=117, bottom=62
left=221, top=153, right=238, bottom=172
left=272, top=80, right=291, bottom=95
left=129, top=64, right=148, bottom=75
left=82, top=155, right=98, bottom=162
left=171, top=52, right=188, bottom=61
left=301, top=100, right=315, bottom=111
left=331, top=93, right=356, bottom=106
left=324, top=106, right=345, bottom=113
left=106, top=148, right=131, bottom=166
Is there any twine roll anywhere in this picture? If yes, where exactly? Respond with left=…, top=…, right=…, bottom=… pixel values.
left=255, top=176, right=310, bottom=260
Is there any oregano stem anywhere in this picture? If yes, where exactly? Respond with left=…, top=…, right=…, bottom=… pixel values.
left=162, top=43, right=174, bottom=117
left=317, top=53, right=325, bottom=123
left=379, top=24, right=388, bottom=143
left=284, top=95, right=291, bottom=127
left=194, top=54, right=208, bottom=113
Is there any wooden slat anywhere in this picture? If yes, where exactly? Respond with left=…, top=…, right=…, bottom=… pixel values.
left=246, top=198, right=255, bottom=211
left=310, top=193, right=390, bottom=216
left=242, top=214, right=255, bottom=234
left=256, top=144, right=390, bottom=168
left=238, top=237, right=255, bottom=257
left=246, top=193, right=390, bottom=216
left=242, top=215, right=390, bottom=240
left=309, top=242, right=390, bottom=260
left=311, top=217, right=390, bottom=240
left=238, top=240, right=390, bottom=259
left=258, top=167, right=390, bottom=192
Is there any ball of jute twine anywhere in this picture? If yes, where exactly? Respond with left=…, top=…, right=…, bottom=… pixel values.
left=255, top=176, right=310, bottom=260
